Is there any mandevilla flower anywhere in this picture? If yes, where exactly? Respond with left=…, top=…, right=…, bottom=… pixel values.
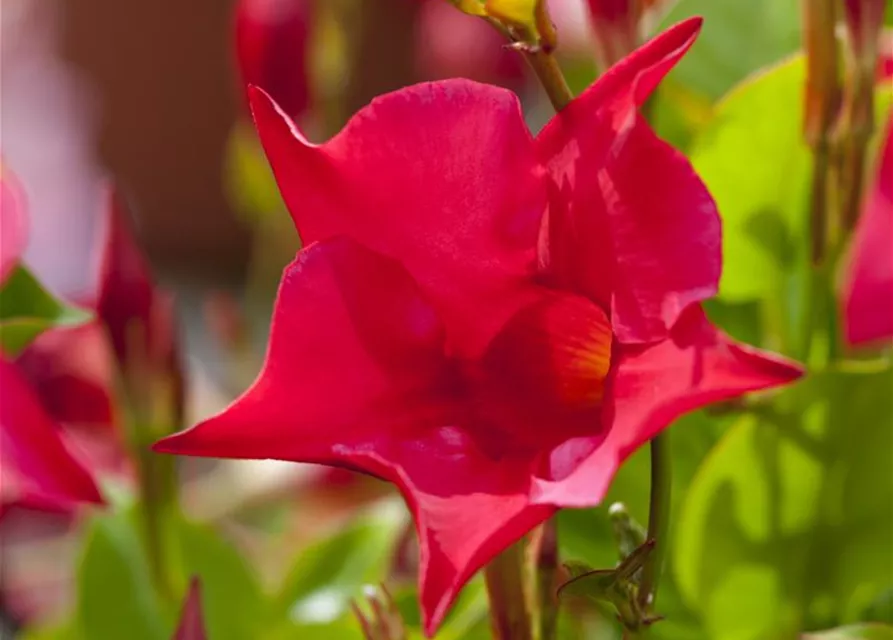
left=842, top=114, right=893, bottom=345
left=155, top=18, right=803, bottom=634
left=235, top=0, right=311, bottom=120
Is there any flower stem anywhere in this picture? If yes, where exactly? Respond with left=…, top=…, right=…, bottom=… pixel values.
left=485, top=18, right=573, bottom=112
left=800, top=0, right=842, bottom=265
left=484, top=542, right=535, bottom=640
left=535, top=519, right=559, bottom=640
left=525, top=51, right=574, bottom=112
left=638, top=432, right=671, bottom=612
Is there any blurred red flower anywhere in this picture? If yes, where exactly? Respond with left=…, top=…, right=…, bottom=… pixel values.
left=235, top=0, right=311, bottom=120
left=414, top=0, right=526, bottom=88
left=156, top=18, right=802, bottom=634
left=173, top=579, right=207, bottom=640
left=7, top=184, right=180, bottom=509
left=0, top=170, right=103, bottom=515
left=842, top=114, right=893, bottom=345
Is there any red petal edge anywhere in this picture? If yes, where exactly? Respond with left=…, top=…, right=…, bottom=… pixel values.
left=537, top=19, right=719, bottom=344
left=249, top=79, right=547, bottom=358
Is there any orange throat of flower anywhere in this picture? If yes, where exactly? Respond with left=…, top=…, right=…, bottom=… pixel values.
left=483, top=293, right=613, bottom=415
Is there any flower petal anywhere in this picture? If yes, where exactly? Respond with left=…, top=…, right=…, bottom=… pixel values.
left=595, top=116, right=721, bottom=342
left=530, top=306, right=803, bottom=506
left=0, top=359, right=104, bottom=512
left=359, top=430, right=551, bottom=636
left=842, top=115, right=893, bottom=345
left=1, top=169, right=28, bottom=285
left=249, top=79, right=547, bottom=357
left=155, top=237, right=553, bottom=635
left=536, top=19, right=718, bottom=344
left=154, top=236, right=457, bottom=463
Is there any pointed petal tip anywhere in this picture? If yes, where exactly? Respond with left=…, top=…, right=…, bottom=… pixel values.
left=662, top=15, right=704, bottom=54
left=151, top=429, right=192, bottom=455
left=738, top=344, right=806, bottom=387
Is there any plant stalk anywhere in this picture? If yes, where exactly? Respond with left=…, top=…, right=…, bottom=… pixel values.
left=484, top=542, right=535, bottom=640
left=525, top=51, right=574, bottom=111
left=535, top=519, right=559, bottom=640
left=638, top=432, right=672, bottom=611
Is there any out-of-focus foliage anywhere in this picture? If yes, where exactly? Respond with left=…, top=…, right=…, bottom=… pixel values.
left=0, top=266, right=91, bottom=357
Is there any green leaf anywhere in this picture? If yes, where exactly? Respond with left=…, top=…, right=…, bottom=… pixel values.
left=274, top=501, right=406, bottom=628
left=76, top=513, right=168, bottom=640
left=174, top=519, right=266, bottom=640
left=673, top=366, right=893, bottom=639
left=225, top=121, right=287, bottom=228
left=0, top=265, right=91, bottom=356
left=18, top=622, right=82, bottom=640
left=803, top=624, right=893, bottom=639
left=660, top=0, right=800, bottom=100
left=687, top=57, right=893, bottom=303
left=689, top=56, right=810, bottom=302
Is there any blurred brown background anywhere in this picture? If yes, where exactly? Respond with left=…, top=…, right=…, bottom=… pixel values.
left=62, top=0, right=249, bottom=281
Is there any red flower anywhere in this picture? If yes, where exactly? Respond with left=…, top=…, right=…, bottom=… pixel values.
left=235, top=0, right=311, bottom=120
left=842, top=114, right=893, bottom=345
left=173, top=578, right=207, bottom=640
left=0, top=170, right=104, bottom=515
left=155, top=18, right=802, bottom=634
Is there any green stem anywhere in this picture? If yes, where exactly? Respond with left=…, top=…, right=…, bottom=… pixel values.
left=524, top=51, right=574, bottom=112
left=535, top=519, right=559, bottom=640
left=808, top=142, right=833, bottom=265
left=484, top=542, right=535, bottom=640
left=136, top=444, right=178, bottom=603
left=485, top=17, right=573, bottom=113
left=638, top=432, right=672, bottom=611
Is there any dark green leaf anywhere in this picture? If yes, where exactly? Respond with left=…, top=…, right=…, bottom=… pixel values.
left=0, top=265, right=91, bottom=356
